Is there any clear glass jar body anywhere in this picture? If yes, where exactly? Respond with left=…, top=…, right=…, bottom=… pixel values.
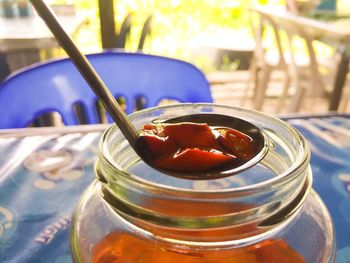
left=70, top=104, right=336, bottom=263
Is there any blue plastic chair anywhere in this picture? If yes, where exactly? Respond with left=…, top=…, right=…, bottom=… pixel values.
left=0, top=51, right=213, bottom=128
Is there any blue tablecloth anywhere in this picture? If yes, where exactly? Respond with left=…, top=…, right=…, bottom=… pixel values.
left=0, top=115, right=350, bottom=262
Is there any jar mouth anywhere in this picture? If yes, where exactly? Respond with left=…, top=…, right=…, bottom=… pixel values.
left=99, top=103, right=310, bottom=195
left=101, top=185, right=306, bottom=247
left=99, top=169, right=312, bottom=229
left=97, top=103, right=311, bottom=238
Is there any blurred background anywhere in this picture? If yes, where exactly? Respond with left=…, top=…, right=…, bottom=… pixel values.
left=1, top=0, right=350, bottom=115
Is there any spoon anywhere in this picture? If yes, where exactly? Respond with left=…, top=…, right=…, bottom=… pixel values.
left=30, top=0, right=268, bottom=180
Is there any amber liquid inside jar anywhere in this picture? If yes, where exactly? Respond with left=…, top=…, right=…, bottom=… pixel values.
left=70, top=104, right=336, bottom=263
left=93, top=233, right=305, bottom=262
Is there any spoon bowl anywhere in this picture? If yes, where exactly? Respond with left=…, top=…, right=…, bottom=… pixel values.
left=136, top=113, right=269, bottom=180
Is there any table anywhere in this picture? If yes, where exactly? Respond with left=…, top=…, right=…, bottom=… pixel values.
left=189, top=29, right=255, bottom=71
left=0, top=14, right=87, bottom=51
left=0, top=12, right=88, bottom=75
left=253, top=6, right=350, bottom=111
left=1, top=115, right=350, bottom=262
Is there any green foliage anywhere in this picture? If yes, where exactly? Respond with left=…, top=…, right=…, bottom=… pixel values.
left=53, top=0, right=283, bottom=71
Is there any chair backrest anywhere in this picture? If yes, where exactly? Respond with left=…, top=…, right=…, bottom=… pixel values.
left=0, top=51, right=212, bottom=128
left=249, top=10, right=287, bottom=67
left=271, top=16, right=326, bottom=94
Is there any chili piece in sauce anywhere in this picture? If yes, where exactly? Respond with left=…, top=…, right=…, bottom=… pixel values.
left=137, top=122, right=255, bottom=173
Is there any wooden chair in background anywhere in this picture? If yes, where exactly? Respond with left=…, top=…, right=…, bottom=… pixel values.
left=279, top=20, right=337, bottom=112
left=246, top=9, right=336, bottom=113
left=242, top=11, right=291, bottom=112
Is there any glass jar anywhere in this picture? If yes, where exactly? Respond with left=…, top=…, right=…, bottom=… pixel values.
left=70, top=103, right=336, bottom=263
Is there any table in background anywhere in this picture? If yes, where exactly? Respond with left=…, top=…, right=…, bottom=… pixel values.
left=0, top=11, right=88, bottom=79
left=254, top=5, right=350, bottom=112
left=1, top=115, right=350, bottom=262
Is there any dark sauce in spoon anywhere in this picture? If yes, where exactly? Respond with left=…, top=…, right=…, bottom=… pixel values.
left=136, top=121, right=257, bottom=174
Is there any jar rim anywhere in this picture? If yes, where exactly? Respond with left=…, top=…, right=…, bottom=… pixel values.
left=100, top=103, right=310, bottom=195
